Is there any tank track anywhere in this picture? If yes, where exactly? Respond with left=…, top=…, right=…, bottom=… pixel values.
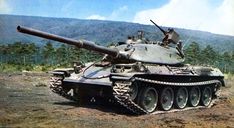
left=49, top=75, right=78, bottom=102
left=50, top=74, right=221, bottom=115
left=113, top=81, right=148, bottom=114
left=112, top=77, right=221, bottom=115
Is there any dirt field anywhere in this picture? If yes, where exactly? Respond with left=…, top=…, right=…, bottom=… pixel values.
left=0, top=73, right=234, bottom=128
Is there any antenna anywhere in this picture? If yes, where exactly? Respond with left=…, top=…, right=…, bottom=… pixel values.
left=150, top=19, right=166, bottom=35
left=182, top=21, right=204, bottom=49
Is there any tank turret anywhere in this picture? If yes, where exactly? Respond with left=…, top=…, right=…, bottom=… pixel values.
left=17, top=25, right=184, bottom=65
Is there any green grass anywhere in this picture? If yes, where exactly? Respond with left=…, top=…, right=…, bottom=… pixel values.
left=0, top=63, right=63, bottom=73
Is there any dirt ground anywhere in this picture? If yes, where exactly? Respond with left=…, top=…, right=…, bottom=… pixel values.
left=0, top=73, right=234, bottom=128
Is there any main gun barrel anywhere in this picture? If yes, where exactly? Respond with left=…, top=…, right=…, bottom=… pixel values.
left=17, top=26, right=120, bottom=58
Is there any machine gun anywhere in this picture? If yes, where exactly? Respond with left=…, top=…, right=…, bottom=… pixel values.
left=150, top=20, right=184, bottom=57
left=150, top=19, right=179, bottom=44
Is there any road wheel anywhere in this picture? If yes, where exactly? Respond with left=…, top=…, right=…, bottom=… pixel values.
left=139, top=87, right=158, bottom=113
left=175, top=87, right=188, bottom=109
left=201, top=86, right=212, bottom=106
left=189, top=86, right=201, bottom=107
left=160, top=87, right=174, bottom=111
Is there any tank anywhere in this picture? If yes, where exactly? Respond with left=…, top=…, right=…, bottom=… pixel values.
left=17, top=20, right=224, bottom=115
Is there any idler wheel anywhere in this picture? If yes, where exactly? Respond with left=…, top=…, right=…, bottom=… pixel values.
left=175, top=87, right=188, bottom=109
left=188, top=86, right=201, bottom=107
left=160, top=87, right=174, bottom=111
left=201, top=86, right=212, bottom=106
left=139, top=87, right=158, bottom=113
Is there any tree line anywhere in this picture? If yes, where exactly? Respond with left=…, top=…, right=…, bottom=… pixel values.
left=0, top=42, right=102, bottom=69
left=0, top=41, right=233, bottom=73
left=184, top=42, right=234, bottom=73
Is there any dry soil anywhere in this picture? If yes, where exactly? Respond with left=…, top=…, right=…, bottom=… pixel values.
left=0, top=73, right=234, bottom=128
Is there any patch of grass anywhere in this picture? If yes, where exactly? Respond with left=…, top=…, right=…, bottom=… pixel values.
left=0, top=63, right=58, bottom=73
left=224, top=73, right=234, bottom=80
left=224, top=73, right=234, bottom=87
left=0, top=63, right=20, bottom=73
left=34, top=82, right=47, bottom=87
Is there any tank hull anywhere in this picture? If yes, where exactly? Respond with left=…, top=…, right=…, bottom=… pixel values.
left=50, top=63, right=224, bottom=115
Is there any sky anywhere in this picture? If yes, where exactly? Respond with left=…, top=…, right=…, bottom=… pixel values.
left=0, top=0, right=234, bottom=36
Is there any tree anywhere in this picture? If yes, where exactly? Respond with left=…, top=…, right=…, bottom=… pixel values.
left=184, top=42, right=201, bottom=64
left=25, top=43, right=38, bottom=54
left=200, top=45, right=218, bottom=65
left=232, top=51, right=234, bottom=60
left=0, top=45, right=8, bottom=55
left=42, top=42, right=55, bottom=65
left=221, top=52, right=232, bottom=73
left=56, top=44, right=68, bottom=66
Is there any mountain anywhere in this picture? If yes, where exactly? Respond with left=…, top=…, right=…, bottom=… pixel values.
left=0, top=14, right=234, bottom=52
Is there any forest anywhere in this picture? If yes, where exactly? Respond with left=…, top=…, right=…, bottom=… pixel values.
left=0, top=42, right=102, bottom=72
left=0, top=41, right=233, bottom=73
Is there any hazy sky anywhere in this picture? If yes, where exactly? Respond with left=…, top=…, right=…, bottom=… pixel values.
left=0, top=0, right=233, bottom=36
